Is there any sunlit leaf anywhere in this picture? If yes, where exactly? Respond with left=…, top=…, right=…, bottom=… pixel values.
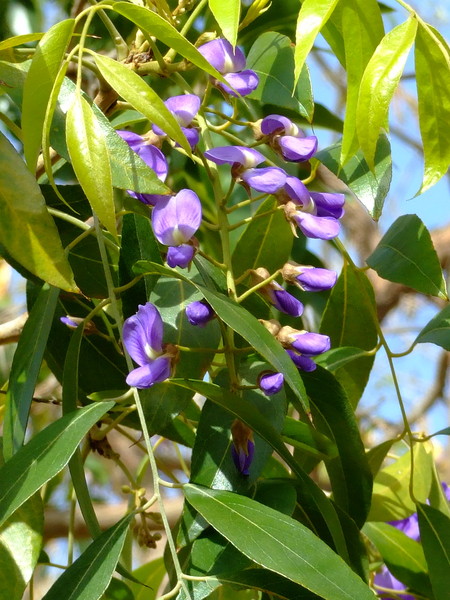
left=208, top=0, right=240, bottom=46
left=366, top=214, right=448, bottom=299
left=417, top=502, right=450, bottom=600
left=356, top=17, right=417, bottom=169
left=415, top=304, right=450, bottom=350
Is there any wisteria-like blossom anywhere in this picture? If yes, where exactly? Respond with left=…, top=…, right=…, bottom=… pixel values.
left=198, top=38, right=259, bottom=97
left=117, top=130, right=169, bottom=205
left=152, top=94, right=200, bottom=148
left=152, top=189, right=202, bottom=268
left=123, top=303, right=173, bottom=389
left=261, top=114, right=318, bottom=162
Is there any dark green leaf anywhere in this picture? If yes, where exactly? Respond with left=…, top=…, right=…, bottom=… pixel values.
left=315, top=346, right=371, bottom=372
left=417, top=502, right=450, bottom=600
left=282, top=415, right=337, bottom=460
left=104, top=577, right=134, bottom=600
left=356, top=17, right=417, bottom=168
left=366, top=439, right=396, bottom=476
left=66, top=93, right=116, bottom=237
left=246, top=32, right=314, bottom=120
left=315, top=134, right=392, bottom=220
left=366, top=214, right=448, bottom=299
left=232, top=196, right=293, bottom=277
left=415, top=23, right=450, bottom=194
left=416, top=302, right=450, bottom=350
left=294, top=0, right=340, bottom=85
left=42, top=513, right=134, bottom=600
left=0, top=402, right=114, bottom=526
left=320, top=264, right=378, bottom=406
left=0, top=131, right=77, bottom=291
left=208, top=0, right=240, bottom=46
left=3, top=284, right=59, bottom=459
left=185, top=485, right=375, bottom=600
left=302, top=367, right=373, bottom=528
left=22, top=19, right=74, bottom=171
left=128, top=557, right=166, bottom=600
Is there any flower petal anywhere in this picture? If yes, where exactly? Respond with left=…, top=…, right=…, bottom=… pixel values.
left=295, top=267, right=337, bottom=292
left=310, top=191, right=345, bottom=219
left=182, top=127, right=200, bottom=149
left=152, top=189, right=202, bottom=246
left=293, top=211, right=340, bottom=240
left=167, top=244, right=195, bottom=268
left=291, top=332, right=330, bottom=355
left=165, top=94, right=200, bottom=126
left=279, top=135, right=318, bottom=162
left=241, top=166, right=286, bottom=193
left=123, top=303, right=164, bottom=366
left=261, top=114, right=293, bottom=135
left=286, top=349, right=317, bottom=372
left=204, top=146, right=264, bottom=168
left=126, top=356, right=171, bottom=388
left=269, top=287, right=303, bottom=317
left=258, top=371, right=284, bottom=396
left=283, top=176, right=312, bottom=208
left=198, top=38, right=246, bottom=73
left=219, top=70, right=259, bottom=97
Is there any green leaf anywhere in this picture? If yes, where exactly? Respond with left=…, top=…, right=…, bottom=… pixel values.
left=366, top=214, right=448, bottom=299
left=320, top=264, right=378, bottom=406
left=315, top=346, right=371, bottom=372
left=302, top=367, right=373, bottom=528
left=282, top=415, right=337, bottom=460
left=417, top=502, right=450, bottom=600
left=415, top=23, right=450, bottom=194
left=128, top=557, right=166, bottom=600
left=185, top=485, right=375, bottom=600
left=340, top=0, right=384, bottom=164
left=363, top=522, right=432, bottom=597
left=94, top=54, right=189, bottom=154
left=356, top=17, right=417, bottom=169
left=246, top=32, right=314, bottom=120
left=22, top=19, right=75, bottom=172
left=133, top=261, right=308, bottom=409
left=208, top=0, right=240, bottom=46
left=415, top=304, right=450, bottom=350
left=3, top=284, right=59, bottom=459
left=315, top=134, right=392, bottom=220
left=0, top=493, right=43, bottom=600
left=0, top=33, right=43, bottom=50
left=104, top=578, right=134, bottom=600
left=66, top=93, right=116, bottom=237
left=294, top=0, right=340, bottom=86
left=0, top=401, right=114, bottom=527
left=369, top=443, right=433, bottom=522
left=0, top=132, right=77, bottom=291
left=366, top=438, right=396, bottom=476
left=42, top=513, right=134, bottom=600
left=232, top=196, right=293, bottom=277
left=111, top=2, right=226, bottom=82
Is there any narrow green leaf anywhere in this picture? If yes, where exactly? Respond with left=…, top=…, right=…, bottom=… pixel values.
left=0, top=401, right=114, bottom=526
left=3, top=284, right=59, bottom=459
left=208, top=0, right=240, bottom=46
left=315, top=134, right=392, bottom=220
left=366, top=439, right=396, bottom=476
left=366, top=214, right=448, bottom=299
left=0, top=494, right=43, bottom=600
left=185, top=485, right=376, bottom=600
left=363, top=522, right=432, bottom=597
left=282, top=415, right=337, bottom=459
left=42, top=513, right=134, bottom=600
left=112, top=2, right=226, bottom=82
left=22, top=19, right=75, bottom=172
left=128, top=557, right=166, bottom=600
left=0, top=33, right=43, bottom=50
left=415, top=22, right=450, bottom=194
left=246, top=32, right=314, bottom=120
left=133, top=261, right=308, bottom=409
left=417, top=502, right=450, bottom=600
left=232, top=197, right=293, bottom=278
left=340, top=0, right=384, bottom=164
left=0, top=132, right=77, bottom=291
left=294, top=0, right=340, bottom=86
left=315, top=346, right=371, bottom=372
left=356, top=17, right=417, bottom=169
left=94, top=54, right=189, bottom=154
left=66, top=93, right=116, bottom=237
left=415, top=304, right=450, bottom=350
left=320, top=264, right=378, bottom=406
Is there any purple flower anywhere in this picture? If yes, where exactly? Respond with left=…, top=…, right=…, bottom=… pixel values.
left=278, top=326, right=330, bottom=356
left=117, top=130, right=169, bottom=205
left=282, top=262, right=337, bottom=292
left=258, top=371, right=284, bottom=396
left=252, top=268, right=303, bottom=316
left=374, top=566, right=414, bottom=600
left=186, top=301, right=215, bottom=327
left=167, top=245, right=195, bottom=269
left=286, top=349, right=317, bottom=372
left=310, top=191, right=345, bottom=219
left=204, top=146, right=286, bottom=194
left=261, top=114, right=318, bottom=162
left=123, top=303, right=173, bottom=389
left=231, top=420, right=255, bottom=475
left=152, top=94, right=200, bottom=148
left=60, top=316, right=81, bottom=329
left=198, top=38, right=259, bottom=97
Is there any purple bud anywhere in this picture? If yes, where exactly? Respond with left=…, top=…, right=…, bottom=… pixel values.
left=258, top=371, right=284, bottom=396
left=291, top=266, right=337, bottom=292
left=290, top=332, right=330, bottom=356
left=240, top=166, right=287, bottom=194
left=186, top=301, right=215, bottom=326
left=60, top=316, right=80, bottom=328
left=269, top=286, right=303, bottom=317
left=167, top=244, right=195, bottom=269
left=286, top=349, right=317, bottom=372
left=293, top=211, right=341, bottom=240
left=231, top=420, right=255, bottom=476
left=204, top=146, right=264, bottom=168
left=152, top=189, right=202, bottom=246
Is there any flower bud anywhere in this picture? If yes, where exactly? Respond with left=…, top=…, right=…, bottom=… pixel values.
left=231, top=419, right=254, bottom=476
left=258, top=371, right=284, bottom=396
left=185, top=300, right=215, bottom=327
left=281, top=262, right=337, bottom=292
